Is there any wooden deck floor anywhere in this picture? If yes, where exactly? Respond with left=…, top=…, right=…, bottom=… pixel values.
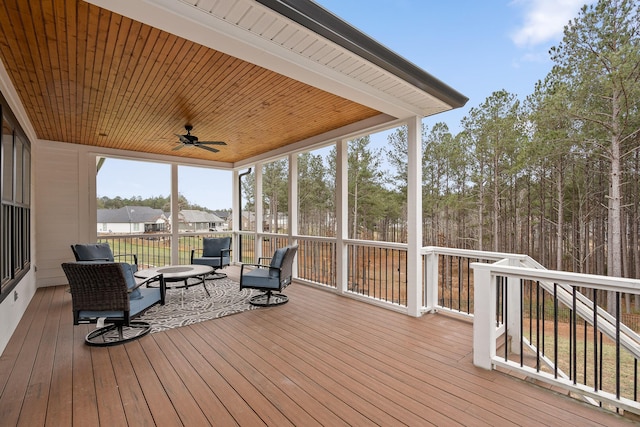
left=0, top=268, right=635, bottom=426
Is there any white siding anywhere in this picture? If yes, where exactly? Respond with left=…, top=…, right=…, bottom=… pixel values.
left=34, top=142, right=84, bottom=286
left=98, top=223, right=138, bottom=234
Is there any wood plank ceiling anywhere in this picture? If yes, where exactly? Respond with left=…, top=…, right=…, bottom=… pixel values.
left=0, top=0, right=380, bottom=163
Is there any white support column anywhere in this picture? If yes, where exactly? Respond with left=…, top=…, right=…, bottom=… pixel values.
left=84, top=153, right=96, bottom=242
left=406, top=116, right=423, bottom=317
left=255, top=163, right=263, bottom=262
left=289, top=154, right=298, bottom=277
left=231, top=169, right=240, bottom=264
left=288, top=153, right=298, bottom=242
left=336, top=139, right=348, bottom=294
left=473, top=264, right=496, bottom=370
left=170, top=163, right=179, bottom=264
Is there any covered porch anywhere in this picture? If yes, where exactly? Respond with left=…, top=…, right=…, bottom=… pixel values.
left=2, top=0, right=639, bottom=425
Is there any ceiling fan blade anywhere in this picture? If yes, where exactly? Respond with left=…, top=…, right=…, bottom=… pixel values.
left=196, top=141, right=227, bottom=145
left=196, top=145, right=220, bottom=153
left=172, top=144, right=185, bottom=151
left=175, top=134, right=191, bottom=144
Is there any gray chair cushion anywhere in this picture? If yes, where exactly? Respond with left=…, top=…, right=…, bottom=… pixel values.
left=72, top=243, right=113, bottom=261
left=128, top=287, right=162, bottom=315
left=120, top=263, right=142, bottom=300
left=192, top=257, right=226, bottom=268
left=241, top=267, right=281, bottom=289
left=72, top=243, right=138, bottom=273
left=270, top=247, right=288, bottom=268
left=79, top=287, right=161, bottom=319
left=203, top=237, right=231, bottom=257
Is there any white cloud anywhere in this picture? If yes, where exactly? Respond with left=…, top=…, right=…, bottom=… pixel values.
left=511, top=0, right=591, bottom=47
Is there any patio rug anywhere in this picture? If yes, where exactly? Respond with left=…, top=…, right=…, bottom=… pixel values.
left=138, top=277, right=260, bottom=333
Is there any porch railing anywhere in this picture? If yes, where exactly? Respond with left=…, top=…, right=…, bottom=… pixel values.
left=98, top=232, right=232, bottom=267
left=472, top=259, right=640, bottom=416
left=346, top=240, right=407, bottom=306
left=422, top=246, right=640, bottom=415
left=421, top=246, right=528, bottom=317
left=297, top=236, right=337, bottom=288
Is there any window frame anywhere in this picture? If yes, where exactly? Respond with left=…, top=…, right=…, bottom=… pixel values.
left=0, top=94, right=31, bottom=304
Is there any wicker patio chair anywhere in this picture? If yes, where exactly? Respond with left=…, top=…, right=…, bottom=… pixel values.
left=61, top=261, right=165, bottom=346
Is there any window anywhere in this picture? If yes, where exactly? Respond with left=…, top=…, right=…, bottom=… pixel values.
left=0, top=95, right=31, bottom=303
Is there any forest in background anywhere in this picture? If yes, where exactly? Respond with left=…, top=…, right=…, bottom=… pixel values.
left=249, top=0, right=640, bottom=282
left=97, top=194, right=230, bottom=217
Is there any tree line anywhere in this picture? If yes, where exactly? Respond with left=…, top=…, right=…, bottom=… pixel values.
left=97, top=194, right=229, bottom=217
left=248, top=0, right=640, bottom=283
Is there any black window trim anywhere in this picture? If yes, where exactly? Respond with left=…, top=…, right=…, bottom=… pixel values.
left=0, top=92, right=31, bottom=305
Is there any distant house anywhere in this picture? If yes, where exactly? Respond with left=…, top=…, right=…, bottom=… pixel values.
left=212, top=210, right=231, bottom=229
left=178, top=210, right=225, bottom=232
left=97, top=206, right=167, bottom=234
left=212, top=210, right=230, bottom=221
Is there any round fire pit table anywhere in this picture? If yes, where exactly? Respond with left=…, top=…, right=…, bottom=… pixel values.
left=135, top=264, right=214, bottom=296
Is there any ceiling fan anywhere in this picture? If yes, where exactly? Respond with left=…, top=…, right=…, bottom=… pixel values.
left=173, top=124, right=226, bottom=153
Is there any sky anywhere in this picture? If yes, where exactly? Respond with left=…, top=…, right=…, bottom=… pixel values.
left=97, top=0, right=593, bottom=211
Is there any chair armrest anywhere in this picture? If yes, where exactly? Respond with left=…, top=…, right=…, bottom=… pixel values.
left=241, top=262, right=268, bottom=270
left=258, top=257, right=271, bottom=266
left=131, top=273, right=166, bottom=303
left=190, top=249, right=196, bottom=263
left=240, top=262, right=270, bottom=276
left=221, top=248, right=232, bottom=256
left=131, top=273, right=163, bottom=291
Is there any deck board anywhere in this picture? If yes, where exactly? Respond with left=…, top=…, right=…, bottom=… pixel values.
left=0, top=268, right=635, bottom=426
